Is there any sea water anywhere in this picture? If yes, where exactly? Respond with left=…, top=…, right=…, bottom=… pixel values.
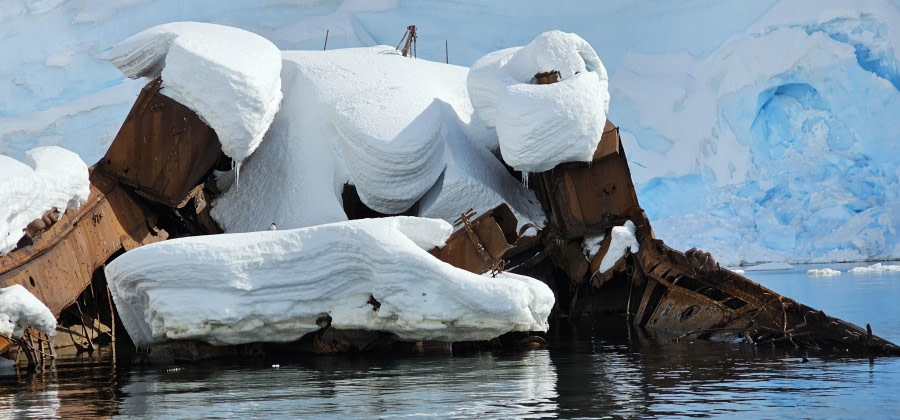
left=1, top=262, right=898, bottom=418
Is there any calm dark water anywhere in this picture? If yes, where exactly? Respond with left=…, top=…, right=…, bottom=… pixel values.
left=2, top=262, right=899, bottom=418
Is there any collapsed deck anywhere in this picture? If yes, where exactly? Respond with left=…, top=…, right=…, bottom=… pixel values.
left=2, top=79, right=896, bottom=364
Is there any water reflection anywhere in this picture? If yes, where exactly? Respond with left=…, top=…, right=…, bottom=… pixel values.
left=1, top=265, right=899, bottom=418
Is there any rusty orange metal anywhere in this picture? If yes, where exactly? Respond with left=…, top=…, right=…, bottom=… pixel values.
left=430, top=204, right=540, bottom=275
left=533, top=120, right=899, bottom=355
left=0, top=171, right=169, bottom=318
left=98, top=78, right=223, bottom=208
left=536, top=121, right=641, bottom=240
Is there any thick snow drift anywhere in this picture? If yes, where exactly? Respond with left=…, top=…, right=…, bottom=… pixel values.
left=105, top=217, right=554, bottom=347
left=107, top=22, right=282, bottom=162
left=468, top=31, right=610, bottom=172
left=0, top=146, right=89, bottom=255
left=212, top=46, right=544, bottom=232
left=0, top=285, right=56, bottom=338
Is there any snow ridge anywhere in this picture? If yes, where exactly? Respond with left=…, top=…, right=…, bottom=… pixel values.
left=105, top=217, right=554, bottom=346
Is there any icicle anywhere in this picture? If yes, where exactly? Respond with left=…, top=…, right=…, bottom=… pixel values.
left=522, top=171, right=529, bottom=189
left=233, top=159, right=241, bottom=189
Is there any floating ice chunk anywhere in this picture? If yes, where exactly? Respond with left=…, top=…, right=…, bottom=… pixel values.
left=107, top=22, right=282, bottom=162
left=732, top=269, right=746, bottom=275
left=468, top=31, right=610, bottom=172
left=807, top=268, right=841, bottom=276
left=0, top=285, right=56, bottom=338
left=0, top=146, right=89, bottom=255
left=105, top=217, right=554, bottom=346
left=849, top=263, right=900, bottom=274
left=744, top=262, right=794, bottom=271
left=596, top=221, right=639, bottom=274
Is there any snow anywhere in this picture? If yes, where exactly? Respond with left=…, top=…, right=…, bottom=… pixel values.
left=0, top=146, right=89, bottom=255
left=105, top=217, right=554, bottom=346
left=467, top=31, right=610, bottom=172
left=849, top=263, right=900, bottom=274
left=212, top=46, right=545, bottom=232
left=2, top=1, right=899, bottom=265
left=582, top=234, right=605, bottom=260
left=595, top=221, right=639, bottom=274
left=807, top=268, right=841, bottom=276
left=0, top=284, right=57, bottom=338
left=106, top=22, right=282, bottom=162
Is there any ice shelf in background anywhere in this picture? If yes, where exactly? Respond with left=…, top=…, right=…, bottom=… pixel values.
left=105, top=217, right=554, bottom=347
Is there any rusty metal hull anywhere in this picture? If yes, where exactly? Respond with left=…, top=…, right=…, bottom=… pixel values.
left=1, top=172, right=168, bottom=316
left=525, top=120, right=899, bottom=355
left=99, top=78, right=223, bottom=208
left=429, top=204, right=540, bottom=275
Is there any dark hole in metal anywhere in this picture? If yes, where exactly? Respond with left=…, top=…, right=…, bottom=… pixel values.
left=680, top=305, right=700, bottom=321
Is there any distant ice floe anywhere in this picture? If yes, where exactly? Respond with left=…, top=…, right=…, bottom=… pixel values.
left=105, top=217, right=554, bottom=346
left=743, top=262, right=794, bottom=271
left=468, top=31, right=610, bottom=172
left=807, top=268, right=841, bottom=276
left=0, top=285, right=56, bottom=338
left=107, top=22, right=282, bottom=162
left=0, top=146, right=89, bottom=255
left=849, top=263, right=900, bottom=274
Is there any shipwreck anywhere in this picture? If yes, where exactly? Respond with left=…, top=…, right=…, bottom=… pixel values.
left=1, top=26, right=897, bottom=368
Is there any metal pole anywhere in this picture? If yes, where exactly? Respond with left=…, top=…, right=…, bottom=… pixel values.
left=323, top=30, right=329, bottom=50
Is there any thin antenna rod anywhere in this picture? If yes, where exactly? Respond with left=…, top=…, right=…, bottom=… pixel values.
left=445, top=40, right=448, bottom=64
left=323, top=29, right=329, bottom=50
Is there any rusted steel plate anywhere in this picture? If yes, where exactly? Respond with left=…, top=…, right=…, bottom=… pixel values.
left=538, top=120, right=640, bottom=239
left=614, top=210, right=900, bottom=354
left=430, top=204, right=540, bottom=274
left=98, top=78, right=223, bottom=208
left=0, top=171, right=169, bottom=317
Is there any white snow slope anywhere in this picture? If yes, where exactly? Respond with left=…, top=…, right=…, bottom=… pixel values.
left=105, top=217, right=554, bottom=346
left=3, top=0, right=899, bottom=265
